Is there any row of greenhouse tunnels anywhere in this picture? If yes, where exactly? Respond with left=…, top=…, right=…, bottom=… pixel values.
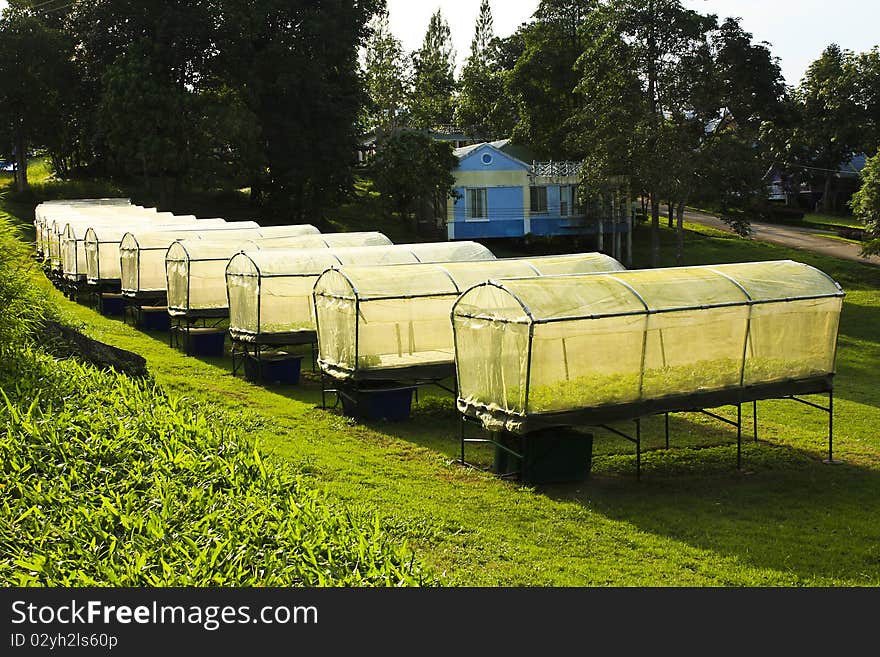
left=35, top=199, right=845, bottom=483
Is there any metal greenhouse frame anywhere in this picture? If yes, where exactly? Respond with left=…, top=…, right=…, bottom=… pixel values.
left=224, top=241, right=496, bottom=377
left=312, top=253, right=626, bottom=410
left=451, top=260, right=845, bottom=478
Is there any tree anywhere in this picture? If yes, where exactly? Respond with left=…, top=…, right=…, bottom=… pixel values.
left=99, top=41, right=190, bottom=196
left=791, top=45, right=863, bottom=213
left=851, top=147, right=880, bottom=255
left=0, top=7, right=76, bottom=191
left=485, top=30, right=527, bottom=138
left=409, top=10, right=456, bottom=130
left=369, top=131, right=458, bottom=232
left=665, top=17, right=786, bottom=258
left=454, top=0, right=500, bottom=140
left=66, top=0, right=222, bottom=182
left=572, top=3, right=784, bottom=265
left=508, top=0, right=595, bottom=158
left=853, top=48, right=880, bottom=156
left=572, top=0, right=712, bottom=266
left=364, top=9, right=410, bottom=139
left=218, top=0, right=383, bottom=219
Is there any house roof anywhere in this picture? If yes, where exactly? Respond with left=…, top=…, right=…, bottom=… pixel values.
left=453, top=140, right=534, bottom=170
left=840, top=153, right=867, bottom=175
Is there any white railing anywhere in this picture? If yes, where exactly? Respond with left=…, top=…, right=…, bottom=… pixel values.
left=532, top=160, right=582, bottom=177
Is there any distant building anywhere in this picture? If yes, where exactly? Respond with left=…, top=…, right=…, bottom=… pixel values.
left=446, top=140, right=630, bottom=259
left=766, top=153, right=867, bottom=210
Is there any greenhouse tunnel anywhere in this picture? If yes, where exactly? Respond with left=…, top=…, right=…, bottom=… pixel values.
left=65, top=215, right=225, bottom=282
left=84, top=219, right=229, bottom=285
left=451, top=260, right=845, bottom=436
left=36, top=199, right=136, bottom=258
left=313, top=253, right=626, bottom=382
left=118, top=223, right=324, bottom=299
left=47, top=206, right=169, bottom=271
left=166, top=231, right=396, bottom=318
left=226, top=241, right=497, bottom=344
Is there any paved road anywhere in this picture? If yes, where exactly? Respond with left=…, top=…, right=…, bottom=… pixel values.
left=683, top=209, right=880, bottom=267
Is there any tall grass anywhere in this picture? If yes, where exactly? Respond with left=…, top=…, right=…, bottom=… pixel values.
left=0, top=184, right=431, bottom=587
left=0, top=212, right=52, bottom=352
left=0, top=350, right=431, bottom=586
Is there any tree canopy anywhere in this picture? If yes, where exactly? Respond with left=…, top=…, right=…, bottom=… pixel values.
left=851, top=147, right=880, bottom=254
left=408, top=10, right=456, bottom=130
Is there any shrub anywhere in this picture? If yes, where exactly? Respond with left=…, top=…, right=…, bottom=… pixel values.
left=0, top=351, right=432, bottom=586
left=755, top=203, right=805, bottom=223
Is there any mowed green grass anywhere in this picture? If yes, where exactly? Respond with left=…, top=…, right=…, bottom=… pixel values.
left=33, top=214, right=878, bottom=587
left=9, top=167, right=879, bottom=587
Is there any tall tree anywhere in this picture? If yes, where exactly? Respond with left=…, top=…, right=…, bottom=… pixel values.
left=0, top=6, right=76, bottom=191
left=364, top=9, right=409, bottom=139
left=485, top=29, right=528, bottom=138
left=853, top=47, right=880, bottom=156
left=409, top=9, right=456, bottom=130
left=572, top=0, right=711, bottom=266
left=67, top=0, right=222, bottom=182
left=572, top=3, right=784, bottom=265
left=454, top=0, right=498, bottom=140
left=369, top=131, right=458, bottom=232
left=219, top=0, right=383, bottom=219
left=508, top=0, right=595, bottom=158
left=791, top=45, right=863, bottom=213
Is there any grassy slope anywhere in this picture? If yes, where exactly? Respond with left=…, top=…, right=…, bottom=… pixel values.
left=8, top=176, right=880, bottom=586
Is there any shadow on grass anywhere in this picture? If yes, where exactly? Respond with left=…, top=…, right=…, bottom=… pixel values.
left=540, top=450, right=880, bottom=584
left=74, top=297, right=880, bottom=585
left=294, top=380, right=880, bottom=584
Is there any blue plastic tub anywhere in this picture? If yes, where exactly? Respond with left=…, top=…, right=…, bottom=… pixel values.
left=100, top=293, right=125, bottom=317
left=182, top=328, right=226, bottom=357
left=340, top=386, right=415, bottom=422
left=244, top=353, right=302, bottom=385
left=493, top=428, right=593, bottom=484
left=138, top=306, right=171, bottom=331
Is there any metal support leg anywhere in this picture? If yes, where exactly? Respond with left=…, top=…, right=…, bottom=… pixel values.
left=459, top=415, right=465, bottom=465
left=824, top=390, right=838, bottom=464
left=736, top=403, right=742, bottom=470
left=636, top=419, right=641, bottom=481
left=753, top=400, right=758, bottom=442
left=829, top=390, right=833, bottom=462
left=790, top=392, right=839, bottom=465
left=664, top=413, right=669, bottom=449
left=320, top=373, right=326, bottom=410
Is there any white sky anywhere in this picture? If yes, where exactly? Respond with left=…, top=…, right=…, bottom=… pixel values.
left=2, top=0, right=877, bottom=87
left=387, top=0, right=880, bottom=87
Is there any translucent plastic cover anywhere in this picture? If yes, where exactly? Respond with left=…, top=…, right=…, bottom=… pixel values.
left=167, top=232, right=397, bottom=314
left=225, top=242, right=494, bottom=337
left=313, top=253, right=625, bottom=379
left=84, top=219, right=229, bottom=282
left=452, top=260, right=845, bottom=431
left=119, top=223, right=263, bottom=294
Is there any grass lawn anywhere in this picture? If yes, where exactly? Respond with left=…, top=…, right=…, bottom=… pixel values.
left=6, top=180, right=880, bottom=586
left=801, top=213, right=865, bottom=231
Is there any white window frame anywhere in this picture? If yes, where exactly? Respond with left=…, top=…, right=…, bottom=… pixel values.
left=465, top=187, right=489, bottom=222
left=530, top=186, right=549, bottom=215
left=560, top=184, right=577, bottom=216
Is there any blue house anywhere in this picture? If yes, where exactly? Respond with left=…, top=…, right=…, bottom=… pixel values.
left=446, top=140, right=631, bottom=261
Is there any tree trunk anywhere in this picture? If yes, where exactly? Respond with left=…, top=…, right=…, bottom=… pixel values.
left=675, top=200, right=686, bottom=266
left=667, top=201, right=674, bottom=228
left=650, top=195, right=661, bottom=268
left=14, top=126, right=28, bottom=193
left=822, top=173, right=834, bottom=213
